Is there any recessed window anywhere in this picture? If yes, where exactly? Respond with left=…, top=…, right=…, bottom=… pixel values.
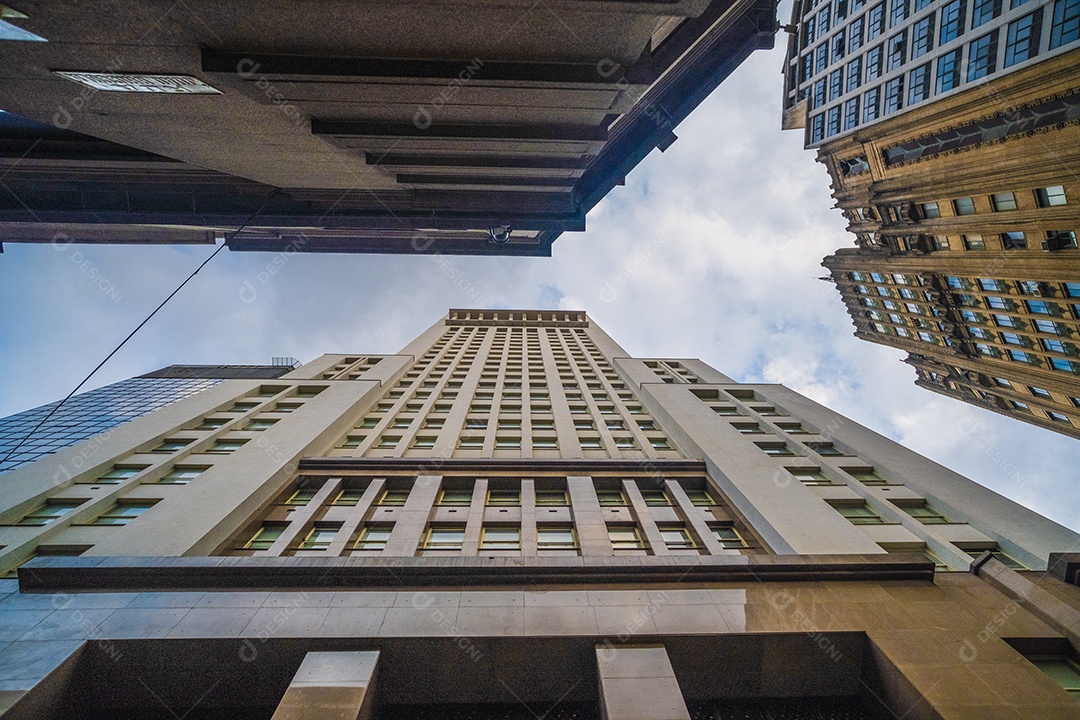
left=808, top=442, right=845, bottom=456
left=962, top=235, right=985, bottom=250
left=424, top=525, right=466, bottom=550
left=378, top=488, right=410, bottom=506
left=245, top=523, right=285, bottom=550
left=790, top=470, right=832, bottom=485
left=535, top=489, right=569, bottom=506
left=480, top=526, right=521, bottom=550
left=964, top=547, right=1026, bottom=569
left=228, top=401, right=260, bottom=413
left=84, top=465, right=150, bottom=484
left=332, top=489, right=364, bottom=506
left=1047, top=411, right=1072, bottom=425
left=608, top=526, right=646, bottom=550
left=354, top=525, right=393, bottom=551
left=376, top=435, right=400, bottom=449
left=898, top=502, right=952, bottom=524
left=437, top=488, right=473, bottom=506
left=495, top=437, right=521, bottom=449
left=712, top=525, right=747, bottom=549
left=649, top=438, right=672, bottom=449
left=243, top=418, right=279, bottom=431
left=831, top=502, right=886, bottom=524
left=596, top=489, right=627, bottom=506
left=537, top=526, right=576, bottom=549
left=91, top=501, right=157, bottom=526
left=991, top=192, right=1017, bottom=211
left=17, top=500, right=84, bottom=526
left=203, top=439, right=248, bottom=455
left=411, top=436, right=437, bottom=449
left=639, top=488, right=671, bottom=506
left=579, top=438, right=603, bottom=450
left=194, top=417, right=229, bottom=431
left=758, top=443, right=796, bottom=457
left=848, top=469, right=890, bottom=486
left=487, top=488, right=521, bottom=507
left=150, top=438, right=193, bottom=454
left=953, top=197, right=976, bottom=215
left=299, top=525, right=340, bottom=551
left=658, top=525, right=696, bottom=550
left=1037, top=185, right=1068, bottom=207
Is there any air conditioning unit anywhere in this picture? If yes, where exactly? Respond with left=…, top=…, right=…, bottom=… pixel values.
left=1043, top=234, right=1075, bottom=252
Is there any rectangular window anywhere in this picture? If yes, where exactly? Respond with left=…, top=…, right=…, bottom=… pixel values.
left=866, top=45, right=884, bottom=80
left=537, top=526, right=577, bottom=549
left=968, top=31, right=999, bottom=81
left=331, top=488, right=364, bottom=506
left=826, top=106, right=842, bottom=136
left=91, top=501, right=156, bottom=526
left=535, top=489, right=569, bottom=506
left=18, top=500, right=83, bottom=526
left=713, top=525, right=748, bottom=549
left=833, top=29, right=847, bottom=61
left=963, top=234, right=985, bottom=249
left=908, top=63, right=931, bottom=103
left=829, top=69, right=844, bottom=100
left=808, top=442, right=846, bottom=456
left=640, top=488, right=672, bottom=506
left=204, top=439, right=247, bottom=454
left=1051, top=0, right=1080, bottom=47
left=901, top=503, right=952, bottom=524
left=992, top=192, right=1017, bottom=211
left=659, top=526, right=696, bottom=550
left=850, top=17, right=866, bottom=50
left=437, top=488, right=473, bottom=506
left=868, top=2, right=886, bottom=37
left=152, top=438, right=193, bottom=454
left=953, top=196, right=976, bottom=215
left=887, top=30, right=907, bottom=70
left=245, top=524, right=285, bottom=550
left=608, top=526, right=646, bottom=550
left=816, top=43, right=829, bottom=73
left=912, top=15, right=935, bottom=57
left=353, top=525, right=392, bottom=551
left=1037, top=185, right=1068, bottom=207
left=890, top=0, right=909, bottom=25
left=487, top=488, right=521, bottom=506
left=884, top=76, right=904, bottom=113
left=378, top=488, right=410, bottom=506
left=940, top=0, right=966, bottom=43
left=833, top=502, right=887, bottom=524
left=842, top=98, right=860, bottom=129
left=1002, top=231, right=1027, bottom=249
left=1005, top=9, right=1043, bottom=65
left=299, top=526, right=340, bottom=551
left=863, top=87, right=882, bottom=121
left=758, top=443, right=796, bottom=456
left=158, top=465, right=209, bottom=485
left=812, top=78, right=827, bottom=108
left=791, top=469, right=832, bottom=485
left=244, top=418, right=279, bottom=431
left=846, top=57, right=863, bottom=92
left=424, top=525, right=466, bottom=550
left=935, top=49, right=962, bottom=93
left=972, top=0, right=1002, bottom=26
left=597, top=488, right=627, bottom=506
left=480, top=526, right=521, bottom=550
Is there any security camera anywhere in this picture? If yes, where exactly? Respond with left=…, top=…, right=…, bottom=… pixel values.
left=488, top=225, right=512, bottom=244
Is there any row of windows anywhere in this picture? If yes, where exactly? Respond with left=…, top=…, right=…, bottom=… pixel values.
left=804, top=0, right=1079, bottom=141
left=278, top=482, right=718, bottom=510
left=244, top=522, right=748, bottom=554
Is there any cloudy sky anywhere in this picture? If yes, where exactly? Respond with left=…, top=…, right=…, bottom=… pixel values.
left=1, top=33, right=1077, bottom=533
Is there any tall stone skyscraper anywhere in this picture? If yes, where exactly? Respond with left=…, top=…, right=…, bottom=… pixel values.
left=780, top=0, right=1080, bottom=435
left=1, top=310, right=1079, bottom=718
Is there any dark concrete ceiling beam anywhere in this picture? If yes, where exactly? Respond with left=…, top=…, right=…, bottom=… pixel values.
left=311, top=119, right=608, bottom=142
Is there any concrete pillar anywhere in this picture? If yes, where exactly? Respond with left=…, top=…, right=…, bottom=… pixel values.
left=596, top=644, right=690, bottom=720
left=271, top=651, right=379, bottom=720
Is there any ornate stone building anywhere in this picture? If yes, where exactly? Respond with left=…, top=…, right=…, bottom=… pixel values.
left=1, top=310, right=1079, bottom=718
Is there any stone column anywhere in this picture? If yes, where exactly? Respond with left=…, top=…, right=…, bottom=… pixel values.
left=271, top=651, right=379, bottom=720
left=596, top=644, right=690, bottom=720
